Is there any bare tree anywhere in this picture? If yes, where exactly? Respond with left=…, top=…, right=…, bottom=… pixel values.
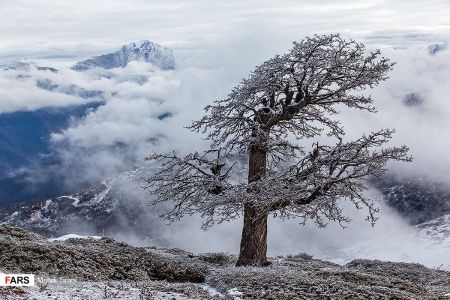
left=145, top=34, right=411, bottom=266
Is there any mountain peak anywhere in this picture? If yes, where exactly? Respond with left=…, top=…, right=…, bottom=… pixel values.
left=72, top=40, right=175, bottom=71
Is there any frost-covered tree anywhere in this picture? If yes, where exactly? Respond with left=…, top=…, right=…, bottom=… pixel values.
left=145, top=34, right=411, bottom=266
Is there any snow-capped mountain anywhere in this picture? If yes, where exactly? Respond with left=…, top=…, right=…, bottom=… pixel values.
left=72, top=40, right=176, bottom=71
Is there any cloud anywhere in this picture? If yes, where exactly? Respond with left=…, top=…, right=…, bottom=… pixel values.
left=336, top=44, right=450, bottom=181
left=0, top=67, right=91, bottom=114
left=44, top=61, right=227, bottom=184
left=0, top=0, right=448, bottom=63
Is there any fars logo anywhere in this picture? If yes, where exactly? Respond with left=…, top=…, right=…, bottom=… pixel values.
left=0, top=274, right=35, bottom=286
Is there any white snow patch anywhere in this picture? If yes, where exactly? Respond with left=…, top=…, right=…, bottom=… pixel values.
left=57, top=195, right=81, bottom=207
left=43, top=199, right=52, bottom=210
left=79, top=179, right=112, bottom=207
left=228, top=288, right=243, bottom=300
left=9, top=211, right=18, bottom=218
left=29, top=210, right=48, bottom=222
left=152, top=292, right=195, bottom=299
left=201, top=284, right=224, bottom=298
left=65, top=195, right=81, bottom=207
left=48, top=234, right=102, bottom=242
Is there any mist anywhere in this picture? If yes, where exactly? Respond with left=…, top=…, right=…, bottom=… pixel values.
left=97, top=182, right=450, bottom=270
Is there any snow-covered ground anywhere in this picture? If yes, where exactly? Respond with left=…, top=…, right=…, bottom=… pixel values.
left=1, top=278, right=202, bottom=300
left=2, top=224, right=450, bottom=299
left=48, top=234, right=102, bottom=242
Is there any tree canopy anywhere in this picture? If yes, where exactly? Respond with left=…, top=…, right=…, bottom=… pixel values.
left=145, top=34, right=411, bottom=265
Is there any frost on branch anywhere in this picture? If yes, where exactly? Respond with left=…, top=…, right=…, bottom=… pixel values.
left=146, top=130, right=411, bottom=228
left=189, top=34, right=394, bottom=155
left=145, top=150, right=243, bottom=227
left=242, top=129, right=411, bottom=227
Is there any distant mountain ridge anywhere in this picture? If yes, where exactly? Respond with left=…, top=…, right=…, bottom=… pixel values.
left=72, top=40, right=176, bottom=71
left=0, top=61, right=57, bottom=72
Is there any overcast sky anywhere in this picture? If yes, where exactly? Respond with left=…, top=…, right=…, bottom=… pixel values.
left=0, top=0, right=449, bottom=62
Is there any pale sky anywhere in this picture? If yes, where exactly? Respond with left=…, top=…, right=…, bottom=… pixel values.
left=0, top=0, right=449, bottom=62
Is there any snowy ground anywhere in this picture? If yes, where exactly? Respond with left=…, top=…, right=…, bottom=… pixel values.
left=0, top=278, right=213, bottom=300
left=2, top=224, right=450, bottom=299
left=47, top=234, right=102, bottom=242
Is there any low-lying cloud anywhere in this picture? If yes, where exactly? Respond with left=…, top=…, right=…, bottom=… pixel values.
left=0, top=67, right=92, bottom=114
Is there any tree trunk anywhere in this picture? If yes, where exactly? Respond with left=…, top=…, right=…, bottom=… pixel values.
left=236, top=145, right=269, bottom=266
left=236, top=204, right=269, bottom=266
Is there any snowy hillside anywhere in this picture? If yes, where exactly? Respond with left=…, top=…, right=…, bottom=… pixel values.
left=416, top=214, right=450, bottom=243
left=0, top=168, right=164, bottom=241
left=1, top=167, right=449, bottom=232
left=373, top=176, right=450, bottom=224
left=72, top=40, right=176, bottom=71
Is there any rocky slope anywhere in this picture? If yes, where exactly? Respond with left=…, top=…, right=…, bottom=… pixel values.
left=416, top=213, right=450, bottom=243
left=373, top=175, right=450, bottom=224
left=1, top=225, right=450, bottom=299
left=0, top=169, right=166, bottom=243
